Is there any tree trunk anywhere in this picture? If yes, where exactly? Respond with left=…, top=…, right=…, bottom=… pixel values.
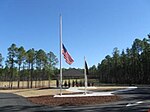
left=27, top=63, right=30, bottom=88
left=30, top=64, right=33, bottom=88
left=17, top=65, right=21, bottom=88
left=48, top=74, right=50, bottom=87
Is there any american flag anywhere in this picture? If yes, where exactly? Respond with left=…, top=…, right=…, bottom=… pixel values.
left=62, top=44, right=74, bottom=65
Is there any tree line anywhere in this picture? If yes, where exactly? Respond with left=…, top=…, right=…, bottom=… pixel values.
left=89, top=36, right=150, bottom=85
left=0, top=44, right=59, bottom=88
left=0, top=36, right=150, bottom=88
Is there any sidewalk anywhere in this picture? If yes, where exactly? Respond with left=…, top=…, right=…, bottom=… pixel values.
left=54, top=86, right=137, bottom=97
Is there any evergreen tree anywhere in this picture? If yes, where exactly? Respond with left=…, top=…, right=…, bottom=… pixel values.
left=7, top=44, right=18, bottom=88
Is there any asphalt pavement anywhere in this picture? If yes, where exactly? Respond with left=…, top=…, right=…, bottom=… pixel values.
left=0, top=87, right=150, bottom=112
left=0, top=93, right=40, bottom=112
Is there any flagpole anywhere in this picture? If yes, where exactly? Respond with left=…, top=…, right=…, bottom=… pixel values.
left=60, top=14, right=63, bottom=96
left=84, top=57, right=87, bottom=95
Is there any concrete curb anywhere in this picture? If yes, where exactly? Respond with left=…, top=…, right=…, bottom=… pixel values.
left=54, top=86, right=137, bottom=97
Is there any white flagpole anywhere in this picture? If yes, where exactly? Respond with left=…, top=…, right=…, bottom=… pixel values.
left=84, top=57, right=87, bottom=95
left=60, top=14, right=63, bottom=96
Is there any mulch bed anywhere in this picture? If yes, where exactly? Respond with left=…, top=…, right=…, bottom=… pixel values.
left=27, top=95, right=121, bottom=106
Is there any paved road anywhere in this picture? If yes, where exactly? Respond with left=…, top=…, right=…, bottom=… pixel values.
left=0, top=93, right=45, bottom=112
left=0, top=87, right=150, bottom=112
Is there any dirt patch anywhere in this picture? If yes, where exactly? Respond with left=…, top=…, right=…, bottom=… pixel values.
left=27, top=95, right=121, bottom=106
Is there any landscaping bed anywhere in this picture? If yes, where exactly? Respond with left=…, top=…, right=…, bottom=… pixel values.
left=27, top=95, right=121, bottom=106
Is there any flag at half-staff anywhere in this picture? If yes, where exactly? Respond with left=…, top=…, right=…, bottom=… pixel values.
left=85, top=60, right=89, bottom=75
left=62, top=44, right=74, bottom=65
left=84, top=57, right=88, bottom=94
left=59, top=14, right=74, bottom=96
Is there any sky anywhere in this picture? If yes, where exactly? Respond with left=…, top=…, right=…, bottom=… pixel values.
left=0, top=0, right=150, bottom=68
